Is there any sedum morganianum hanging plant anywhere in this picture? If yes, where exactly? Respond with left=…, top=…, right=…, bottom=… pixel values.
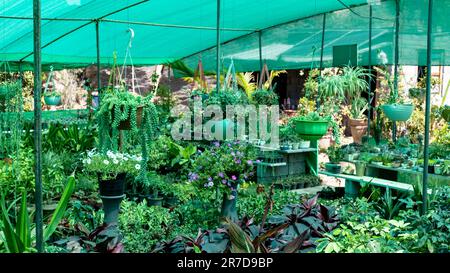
left=96, top=88, right=159, bottom=183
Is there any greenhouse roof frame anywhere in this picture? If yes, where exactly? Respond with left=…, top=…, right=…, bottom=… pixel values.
left=0, top=0, right=440, bottom=252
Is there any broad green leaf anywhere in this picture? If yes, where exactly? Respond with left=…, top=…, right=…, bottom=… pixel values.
left=16, top=189, right=31, bottom=249
left=43, top=176, right=75, bottom=241
left=0, top=193, right=22, bottom=253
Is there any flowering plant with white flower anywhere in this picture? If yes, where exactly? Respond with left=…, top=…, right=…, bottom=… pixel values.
left=83, top=149, right=142, bottom=180
left=189, top=141, right=257, bottom=198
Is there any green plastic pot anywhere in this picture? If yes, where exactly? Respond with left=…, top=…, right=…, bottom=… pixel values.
left=381, top=104, right=414, bottom=121
left=355, top=161, right=366, bottom=177
left=44, top=95, right=62, bottom=106
left=325, top=163, right=341, bottom=174
left=146, top=196, right=164, bottom=206
left=294, top=120, right=329, bottom=141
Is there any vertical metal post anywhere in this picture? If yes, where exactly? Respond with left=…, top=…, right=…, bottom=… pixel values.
left=18, top=62, right=24, bottom=113
left=216, top=0, right=221, bottom=92
left=422, top=0, right=433, bottom=214
left=33, top=0, right=43, bottom=253
left=96, top=20, right=101, bottom=105
left=318, top=13, right=326, bottom=108
left=392, top=0, right=400, bottom=142
left=367, top=5, right=373, bottom=137
left=258, top=30, right=263, bottom=74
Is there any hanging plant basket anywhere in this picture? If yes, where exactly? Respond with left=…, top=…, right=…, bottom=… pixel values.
left=0, top=85, right=9, bottom=101
left=381, top=104, right=414, bottom=121
left=294, top=120, right=329, bottom=141
left=112, top=105, right=144, bottom=130
left=44, top=95, right=62, bottom=106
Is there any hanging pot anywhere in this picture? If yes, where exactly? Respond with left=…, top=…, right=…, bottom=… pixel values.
left=381, top=104, right=414, bottom=121
left=294, top=120, right=329, bottom=141
left=44, top=95, right=62, bottom=106
left=112, top=105, right=144, bottom=130
left=349, top=118, right=368, bottom=144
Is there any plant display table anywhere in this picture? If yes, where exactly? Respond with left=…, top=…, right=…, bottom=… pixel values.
left=255, top=141, right=318, bottom=184
left=343, top=159, right=450, bottom=187
left=318, top=170, right=433, bottom=198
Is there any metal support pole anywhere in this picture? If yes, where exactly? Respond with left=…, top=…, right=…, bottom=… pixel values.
left=216, top=0, right=221, bottom=92
left=96, top=21, right=101, bottom=106
left=258, top=31, right=263, bottom=74
left=422, top=0, right=433, bottom=214
left=318, top=13, right=326, bottom=108
left=367, top=5, right=373, bottom=137
left=32, top=0, right=43, bottom=253
left=18, top=62, right=24, bottom=113
left=392, top=0, right=400, bottom=142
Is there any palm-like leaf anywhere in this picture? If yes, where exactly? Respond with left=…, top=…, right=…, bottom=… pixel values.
left=263, top=70, right=286, bottom=90
left=236, top=72, right=256, bottom=99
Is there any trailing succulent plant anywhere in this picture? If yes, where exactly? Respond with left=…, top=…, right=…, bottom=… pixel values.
left=152, top=194, right=339, bottom=253
left=96, top=90, right=159, bottom=183
left=251, top=88, right=279, bottom=106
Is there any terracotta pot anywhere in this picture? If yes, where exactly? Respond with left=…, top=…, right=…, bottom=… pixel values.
left=319, top=133, right=332, bottom=150
left=349, top=118, right=367, bottom=144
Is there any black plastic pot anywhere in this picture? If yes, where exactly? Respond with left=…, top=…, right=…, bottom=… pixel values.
left=164, top=196, right=179, bottom=207
left=147, top=196, right=164, bottom=206
left=98, top=173, right=127, bottom=197
left=325, top=163, right=342, bottom=174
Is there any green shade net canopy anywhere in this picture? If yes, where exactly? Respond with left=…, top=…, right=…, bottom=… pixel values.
left=0, top=0, right=448, bottom=72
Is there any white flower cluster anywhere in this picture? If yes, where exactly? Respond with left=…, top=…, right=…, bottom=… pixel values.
left=83, top=149, right=143, bottom=173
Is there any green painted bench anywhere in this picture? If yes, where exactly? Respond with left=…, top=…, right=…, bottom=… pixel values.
left=318, top=170, right=432, bottom=198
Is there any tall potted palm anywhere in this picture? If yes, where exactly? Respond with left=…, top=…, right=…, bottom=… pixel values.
left=341, top=66, right=371, bottom=144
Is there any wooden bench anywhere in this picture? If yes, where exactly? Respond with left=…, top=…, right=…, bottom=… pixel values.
left=318, top=170, right=432, bottom=198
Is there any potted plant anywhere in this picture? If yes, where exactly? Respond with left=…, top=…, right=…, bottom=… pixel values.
left=96, top=89, right=158, bottom=131
left=325, top=144, right=342, bottom=174
left=291, top=112, right=330, bottom=141
left=139, top=172, right=165, bottom=206
left=44, top=91, right=62, bottom=106
left=371, top=155, right=383, bottom=165
left=348, top=98, right=368, bottom=144
left=341, top=66, right=371, bottom=144
left=434, top=160, right=443, bottom=175
left=83, top=150, right=141, bottom=224
left=441, top=160, right=450, bottom=176
left=441, top=105, right=450, bottom=123
left=251, top=88, right=279, bottom=106
left=378, top=63, right=414, bottom=121
left=189, top=141, right=256, bottom=222
left=354, top=161, right=366, bottom=176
